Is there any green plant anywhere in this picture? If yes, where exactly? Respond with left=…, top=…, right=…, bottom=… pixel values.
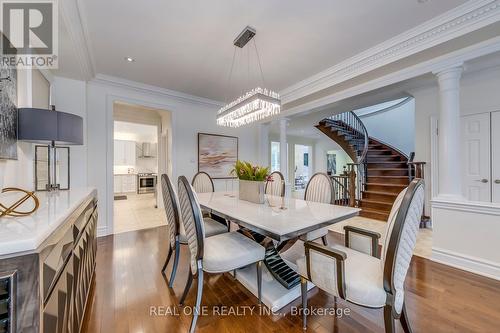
left=231, top=160, right=270, bottom=181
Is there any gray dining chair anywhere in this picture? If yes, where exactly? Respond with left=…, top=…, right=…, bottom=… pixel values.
left=177, top=175, right=266, bottom=333
left=300, top=172, right=336, bottom=245
left=160, top=174, right=228, bottom=287
left=265, top=171, right=285, bottom=197
left=297, top=179, right=425, bottom=333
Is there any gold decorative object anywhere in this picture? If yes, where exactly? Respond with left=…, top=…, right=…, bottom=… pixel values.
left=0, top=188, right=40, bottom=217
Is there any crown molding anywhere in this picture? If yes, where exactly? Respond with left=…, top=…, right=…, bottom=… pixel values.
left=281, top=36, right=500, bottom=117
left=280, top=0, right=500, bottom=104
left=90, top=74, right=225, bottom=108
left=60, top=0, right=95, bottom=80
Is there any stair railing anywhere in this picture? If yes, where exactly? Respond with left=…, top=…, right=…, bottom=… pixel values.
left=407, top=152, right=426, bottom=181
left=327, top=111, right=369, bottom=206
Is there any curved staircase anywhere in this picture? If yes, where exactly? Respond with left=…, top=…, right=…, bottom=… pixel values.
left=316, top=116, right=410, bottom=221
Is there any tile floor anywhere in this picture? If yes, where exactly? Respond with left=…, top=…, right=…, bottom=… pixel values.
left=113, top=193, right=167, bottom=234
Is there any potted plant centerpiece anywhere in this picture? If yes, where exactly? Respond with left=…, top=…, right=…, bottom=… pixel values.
left=232, top=160, right=270, bottom=204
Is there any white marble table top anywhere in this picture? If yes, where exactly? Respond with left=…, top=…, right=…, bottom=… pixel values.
left=197, top=191, right=360, bottom=241
left=0, top=187, right=97, bottom=257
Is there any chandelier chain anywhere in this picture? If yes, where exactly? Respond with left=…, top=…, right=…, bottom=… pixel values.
left=253, top=38, right=266, bottom=88
left=224, top=46, right=237, bottom=104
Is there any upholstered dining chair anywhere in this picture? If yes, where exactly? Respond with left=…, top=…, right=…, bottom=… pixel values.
left=265, top=171, right=285, bottom=197
left=300, top=172, right=336, bottom=246
left=297, top=179, right=425, bottom=333
left=160, top=174, right=227, bottom=287
left=177, top=176, right=266, bottom=333
left=192, top=171, right=214, bottom=193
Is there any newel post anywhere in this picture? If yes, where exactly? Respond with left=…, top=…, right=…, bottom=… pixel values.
left=348, top=169, right=356, bottom=207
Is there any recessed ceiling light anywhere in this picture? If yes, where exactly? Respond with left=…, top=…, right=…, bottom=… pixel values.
left=125, top=57, right=135, bottom=62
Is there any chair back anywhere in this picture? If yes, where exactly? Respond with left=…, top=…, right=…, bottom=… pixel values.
left=304, top=173, right=335, bottom=204
left=382, top=179, right=425, bottom=315
left=192, top=171, right=214, bottom=193
left=265, top=171, right=285, bottom=197
left=161, top=174, right=181, bottom=249
left=178, top=176, right=205, bottom=275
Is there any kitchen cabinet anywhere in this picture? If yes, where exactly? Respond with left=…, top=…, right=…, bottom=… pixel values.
left=114, top=174, right=137, bottom=193
left=114, top=140, right=136, bottom=166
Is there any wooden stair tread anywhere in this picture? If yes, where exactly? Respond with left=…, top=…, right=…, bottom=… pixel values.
left=367, top=175, right=408, bottom=179
left=362, top=190, right=399, bottom=196
left=365, top=182, right=407, bottom=187
left=359, top=199, right=393, bottom=206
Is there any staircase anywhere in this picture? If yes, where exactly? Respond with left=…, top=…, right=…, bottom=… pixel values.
left=316, top=115, right=410, bottom=221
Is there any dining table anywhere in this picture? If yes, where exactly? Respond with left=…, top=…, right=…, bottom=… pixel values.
left=196, top=191, right=360, bottom=310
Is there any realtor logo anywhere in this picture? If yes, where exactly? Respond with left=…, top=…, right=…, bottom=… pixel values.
left=1, top=0, right=58, bottom=68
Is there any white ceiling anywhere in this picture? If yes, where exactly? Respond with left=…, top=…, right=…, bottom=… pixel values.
left=72, top=0, right=467, bottom=101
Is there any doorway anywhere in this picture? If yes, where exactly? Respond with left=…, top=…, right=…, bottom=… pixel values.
left=112, top=101, right=171, bottom=234
left=294, top=144, right=311, bottom=190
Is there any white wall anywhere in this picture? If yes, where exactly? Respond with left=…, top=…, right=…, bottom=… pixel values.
left=53, top=77, right=88, bottom=188
left=358, top=98, right=415, bottom=156
left=411, top=65, right=500, bottom=280
left=314, top=137, right=353, bottom=175
left=86, top=78, right=259, bottom=236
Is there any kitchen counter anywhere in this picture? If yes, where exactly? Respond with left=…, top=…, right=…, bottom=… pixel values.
left=0, top=187, right=97, bottom=257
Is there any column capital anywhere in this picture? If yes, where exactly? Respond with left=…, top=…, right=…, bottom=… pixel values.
left=433, top=64, right=464, bottom=79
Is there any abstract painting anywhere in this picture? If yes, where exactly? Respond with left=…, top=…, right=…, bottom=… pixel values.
left=0, top=62, right=17, bottom=160
left=198, top=133, right=238, bottom=179
left=327, top=153, right=336, bottom=175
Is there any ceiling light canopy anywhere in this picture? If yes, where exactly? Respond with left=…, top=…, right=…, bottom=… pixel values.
left=217, top=26, right=280, bottom=128
left=125, top=56, right=135, bottom=62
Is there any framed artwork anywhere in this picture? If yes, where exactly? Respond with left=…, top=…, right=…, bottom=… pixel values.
left=327, top=153, right=337, bottom=175
left=0, top=62, right=17, bottom=160
left=198, top=133, right=238, bottom=179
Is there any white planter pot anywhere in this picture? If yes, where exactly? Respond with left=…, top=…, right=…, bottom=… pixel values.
left=238, top=180, right=265, bottom=204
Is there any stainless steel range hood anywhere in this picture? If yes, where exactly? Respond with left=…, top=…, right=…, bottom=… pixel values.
left=139, top=142, right=156, bottom=158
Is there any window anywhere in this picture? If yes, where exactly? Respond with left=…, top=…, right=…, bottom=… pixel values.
left=271, top=142, right=280, bottom=172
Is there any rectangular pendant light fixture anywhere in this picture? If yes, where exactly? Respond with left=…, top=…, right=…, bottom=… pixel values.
left=217, top=27, right=281, bottom=127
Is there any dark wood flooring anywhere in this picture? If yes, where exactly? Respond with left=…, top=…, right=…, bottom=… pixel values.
left=81, top=226, right=500, bottom=333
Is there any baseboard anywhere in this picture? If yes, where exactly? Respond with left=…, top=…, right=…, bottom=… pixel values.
left=97, top=226, right=108, bottom=238
left=432, top=247, right=500, bottom=281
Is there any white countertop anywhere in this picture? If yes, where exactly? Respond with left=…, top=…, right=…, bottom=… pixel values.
left=0, top=187, right=97, bottom=257
left=197, top=191, right=360, bottom=241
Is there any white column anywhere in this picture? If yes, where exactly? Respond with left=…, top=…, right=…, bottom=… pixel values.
left=257, top=123, right=270, bottom=167
left=434, top=65, right=463, bottom=199
left=279, top=118, right=289, bottom=183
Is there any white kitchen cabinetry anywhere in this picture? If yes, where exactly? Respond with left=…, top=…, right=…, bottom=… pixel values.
left=114, top=175, right=137, bottom=193
left=114, top=140, right=136, bottom=166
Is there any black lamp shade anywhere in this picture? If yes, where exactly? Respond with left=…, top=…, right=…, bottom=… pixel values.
left=18, top=108, right=83, bottom=145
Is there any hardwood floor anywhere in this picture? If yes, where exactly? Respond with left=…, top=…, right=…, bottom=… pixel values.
left=81, top=226, right=500, bottom=333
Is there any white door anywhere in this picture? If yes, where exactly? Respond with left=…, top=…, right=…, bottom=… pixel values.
left=492, top=111, right=500, bottom=203
left=461, top=113, right=491, bottom=202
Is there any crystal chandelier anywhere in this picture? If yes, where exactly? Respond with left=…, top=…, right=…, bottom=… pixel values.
left=217, top=27, right=281, bottom=127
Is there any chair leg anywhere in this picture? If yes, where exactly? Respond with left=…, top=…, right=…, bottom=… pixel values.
left=168, top=241, right=180, bottom=288
left=301, top=277, right=308, bottom=330
left=189, top=269, right=204, bottom=333
left=383, top=305, right=395, bottom=333
left=161, top=246, right=173, bottom=274
left=256, top=261, right=262, bottom=304
left=179, top=272, right=193, bottom=306
left=321, top=235, right=328, bottom=246
left=400, top=302, right=413, bottom=333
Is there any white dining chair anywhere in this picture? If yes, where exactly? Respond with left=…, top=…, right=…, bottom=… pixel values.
left=265, top=171, right=285, bottom=197
left=177, top=176, right=266, bottom=333
left=192, top=171, right=214, bottom=193
left=297, top=179, right=425, bottom=333
left=160, top=174, right=227, bottom=287
left=301, top=172, right=336, bottom=245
